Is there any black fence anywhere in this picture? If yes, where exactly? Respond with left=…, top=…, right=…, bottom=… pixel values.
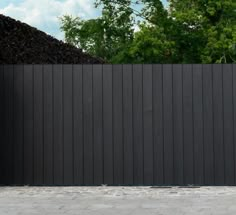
left=0, top=64, right=236, bottom=185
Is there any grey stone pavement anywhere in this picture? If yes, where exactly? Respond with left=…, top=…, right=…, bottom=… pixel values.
left=0, top=186, right=236, bottom=215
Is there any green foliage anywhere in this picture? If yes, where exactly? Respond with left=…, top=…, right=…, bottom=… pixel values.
left=116, top=24, right=178, bottom=63
left=169, top=0, right=236, bottom=63
left=60, top=16, right=106, bottom=58
left=60, top=0, right=134, bottom=62
left=59, top=0, right=236, bottom=63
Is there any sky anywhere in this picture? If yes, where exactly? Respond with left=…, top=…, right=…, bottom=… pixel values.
left=0, top=0, right=167, bottom=40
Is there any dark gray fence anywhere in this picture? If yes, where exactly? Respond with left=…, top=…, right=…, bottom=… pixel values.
left=0, top=64, right=236, bottom=185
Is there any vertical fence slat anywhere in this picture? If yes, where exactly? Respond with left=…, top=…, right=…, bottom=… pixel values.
left=3, top=66, right=8, bottom=184
left=163, top=64, right=173, bottom=185
left=223, top=64, right=234, bottom=185
left=4, top=65, right=14, bottom=185
left=2, top=65, right=7, bottom=185
left=113, top=65, right=124, bottom=185
left=33, top=65, right=43, bottom=185
left=43, top=65, right=53, bottom=184
left=24, top=65, right=34, bottom=185
left=0, top=65, right=6, bottom=184
left=73, top=65, right=84, bottom=185
left=7, top=65, right=14, bottom=185
left=103, top=65, right=113, bottom=185
left=212, top=64, right=224, bottom=185
left=183, top=64, right=194, bottom=184
left=83, top=65, right=94, bottom=185
left=53, top=65, right=64, bottom=185
left=133, top=64, right=143, bottom=185
left=123, top=64, right=133, bottom=184
left=143, top=64, right=153, bottom=185
left=64, top=65, right=75, bottom=184
left=153, top=64, right=164, bottom=185
left=0, top=65, right=4, bottom=184
left=173, top=64, right=184, bottom=185
left=13, top=65, right=24, bottom=185
left=63, top=65, right=73, bottom=185
left=233, top=64, right=236, bottom=185
left=193, top=64, right=204, bottom=185
left=93, top=65, right=103, bottom=185
left=203, top=64, right=214, bottom=185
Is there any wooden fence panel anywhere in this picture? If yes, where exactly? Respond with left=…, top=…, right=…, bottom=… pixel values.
left=192, top=64, right=204, bottom=185
left=83, top=65, right=93, bottom=185
left=173, top=64, right=184, bottom=185
left=0, top=65, right=4, bottom=185
left=183, top=64, right=194, bottom=184
left=43, top=65, right=53, bottom=184
left=223, top=64, right=234, bottom=185
left=133, top=64, right=143, bottom=185
left=33, top=65, right=43, bottom=185
left=73, top=65, right=84, bottom=185
left=153, top=64, right=164, bottom=185
left=163, top=65, right=174, bottom=185
left=23, top=65, right=34, bottom=185
left=63, top=65, right=73, bottom=185
left=103, top=65, right=113, bottom=185
left=212, top=64, right=224, bottom=185
left=13, top=65, right=24, bottom=185
left=113, top=65, right=124, bottom=185
left=53, top=65, right=64, bottom=185
left=93, top=65, right=103, bottom=185
left=123, top=65, right=133, bottom=185
left=1, top=64, right=236, bottom=185
left=143, top=64, right=153, bottom=184
left=203, top=65, right=215, bottom=185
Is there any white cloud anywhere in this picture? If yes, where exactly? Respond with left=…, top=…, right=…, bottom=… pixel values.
left=0, top=0, right=98, bottom=39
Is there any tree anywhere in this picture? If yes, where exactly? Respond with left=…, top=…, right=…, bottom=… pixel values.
left=59, top=0, right=236, bottom=63
left=60, top=16, right=107, bottom=59
left=60, top=0, right=134, bottom=62
left=168, top=0, right=236, bottom=63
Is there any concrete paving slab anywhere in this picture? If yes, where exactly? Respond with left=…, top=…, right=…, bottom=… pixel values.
left=0, top=186, right=235, bottom=215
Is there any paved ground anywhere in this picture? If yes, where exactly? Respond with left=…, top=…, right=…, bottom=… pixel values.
left=0, top=186, right=236, bottom=215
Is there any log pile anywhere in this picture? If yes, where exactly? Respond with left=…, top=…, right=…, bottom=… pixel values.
left=0, top=14, right=104, bottom=64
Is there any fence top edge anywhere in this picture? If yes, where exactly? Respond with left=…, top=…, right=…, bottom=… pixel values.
left=0, top=63, right=235, bottom=66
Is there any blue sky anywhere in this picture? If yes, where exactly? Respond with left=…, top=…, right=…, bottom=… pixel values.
left=0, top=0, right=167, bottom=40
